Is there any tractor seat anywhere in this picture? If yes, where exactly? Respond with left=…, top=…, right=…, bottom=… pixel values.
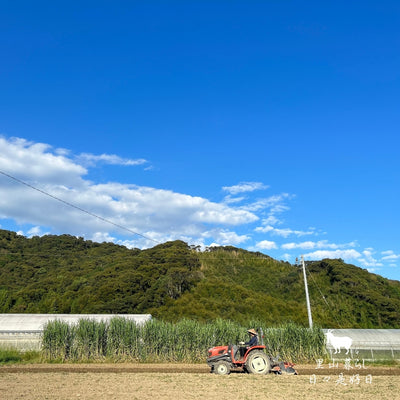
left=232, top=345, right=240, bottom=360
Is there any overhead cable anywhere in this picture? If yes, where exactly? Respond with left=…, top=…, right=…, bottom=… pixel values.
left=0, top=169, right=160, bottom=244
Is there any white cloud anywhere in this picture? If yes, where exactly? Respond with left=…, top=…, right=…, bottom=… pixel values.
left=202, top=229, right=250, bottom=246
left=281, top=253, right=292, bottom=261
left=91, top=231, right=116, bottom=243
left=223, top=195, right=246, bottom=204
left=303, top=249, right=362, bottom=261
left=366, top=268, right=378, bottom=273
left=256, top=225, right=315, bottom=238
left=0, top=136, right=259, bottom=248
left=0, top=136, right=87, bottom=186
left=255, top=240, right=278, bottom=250
left=26, top=226, right=49, bottom=237
left=270, top=203, right=290, bottom=214
left=282, top=241, right=317, bottom=250
left=240, top=196, right=289, bottom=213
left=255, top=225, right=274, bottom=234
left=261, top=215, right=279, bottom=226
left=301, top=248, right=384, bottom=269
left=383, top=255, right=400, bottom=261
left=358, top=248, right=383, bottom=267
left=222, top=181, right=268, bottom=195
left=357, top=249, right=384, bottom=267
left=77, top=153, right=148, bottom=167
left=281, top=240, right=356, bottom=250
left=250, top=193, right=297, bottom=232
left=244, top=194, right=291, bottom=212
left=381, top=250, right=400, bottom=261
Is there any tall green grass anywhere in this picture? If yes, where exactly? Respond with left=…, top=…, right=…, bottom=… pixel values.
left=0, top=348, right=42, bottom=364
left=42, top=320, right=73, bottom=360
left=41, top=318, right=325, bottom=363
left=106, top=317, right=142, bottom=360
left=71, top=319, right=107, bottom=360
left=262, top=322, right=326, bottom=362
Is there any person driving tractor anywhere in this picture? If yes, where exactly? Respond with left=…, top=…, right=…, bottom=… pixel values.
left=238, top=328, right=258, bottom=358
left=244, top=328, right=258, bottom=347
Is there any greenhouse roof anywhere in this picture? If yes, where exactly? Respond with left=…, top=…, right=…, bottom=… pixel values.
left=323, top=329, right=400, bottom=349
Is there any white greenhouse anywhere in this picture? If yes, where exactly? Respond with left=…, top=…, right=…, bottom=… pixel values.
left=0, top=313, right=152, bottom=351
left=323, top=329, right=400, bottom=361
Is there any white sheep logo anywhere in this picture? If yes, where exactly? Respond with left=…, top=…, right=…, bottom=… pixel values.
left=325, top=329, right=353, bottom=355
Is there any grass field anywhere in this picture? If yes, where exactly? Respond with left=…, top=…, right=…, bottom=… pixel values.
left=41, top=318, right=326, bottom=363
left=1, top=364, right=399, bottom=400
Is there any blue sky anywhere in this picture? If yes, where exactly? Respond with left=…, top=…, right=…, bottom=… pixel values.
left=1, top=1, right=399, bottom=280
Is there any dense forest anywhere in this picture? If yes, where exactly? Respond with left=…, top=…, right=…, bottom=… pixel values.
left=0, top=229, right=399, bottom=328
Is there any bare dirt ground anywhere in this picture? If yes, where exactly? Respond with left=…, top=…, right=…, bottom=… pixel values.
left=1, top=363, right=399, bottom=400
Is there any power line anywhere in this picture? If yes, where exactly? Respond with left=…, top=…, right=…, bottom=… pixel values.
left=305, top=263, right=343, bottom=328
left=0, top=169, right=160, bottom=244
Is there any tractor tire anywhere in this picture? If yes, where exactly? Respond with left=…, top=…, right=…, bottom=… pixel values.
left=245, top=351, right=271, bottom=375
left=213, top=361, right=231, bottom=375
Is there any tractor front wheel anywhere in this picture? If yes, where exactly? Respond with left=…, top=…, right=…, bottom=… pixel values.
left=245, top=351, right=271, bottom=375
left=213, top=361, right=231, bottom=375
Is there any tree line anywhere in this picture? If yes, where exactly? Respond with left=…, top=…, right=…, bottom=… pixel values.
left=0, top=229, right=399, bottom=328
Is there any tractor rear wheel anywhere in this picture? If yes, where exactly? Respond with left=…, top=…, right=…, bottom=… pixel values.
left=213, top=361, right=231, bottom=375
left=245, top=351, right=271, bottom=375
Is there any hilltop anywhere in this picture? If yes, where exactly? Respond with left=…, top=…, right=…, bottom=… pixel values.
left=0, top=229, right=399, bottom=328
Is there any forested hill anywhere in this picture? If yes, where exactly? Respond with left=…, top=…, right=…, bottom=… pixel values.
left=0, top=229, right=399, bottom=328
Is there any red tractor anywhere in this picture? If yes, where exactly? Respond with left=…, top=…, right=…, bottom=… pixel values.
left=206, top=329, right=297, bottom=375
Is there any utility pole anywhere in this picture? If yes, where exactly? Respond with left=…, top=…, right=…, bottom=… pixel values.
left=298, top=255, right=313, bottom=329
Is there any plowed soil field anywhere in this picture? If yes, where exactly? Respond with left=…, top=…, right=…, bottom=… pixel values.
left=1, top=363, right=399, bottom=399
